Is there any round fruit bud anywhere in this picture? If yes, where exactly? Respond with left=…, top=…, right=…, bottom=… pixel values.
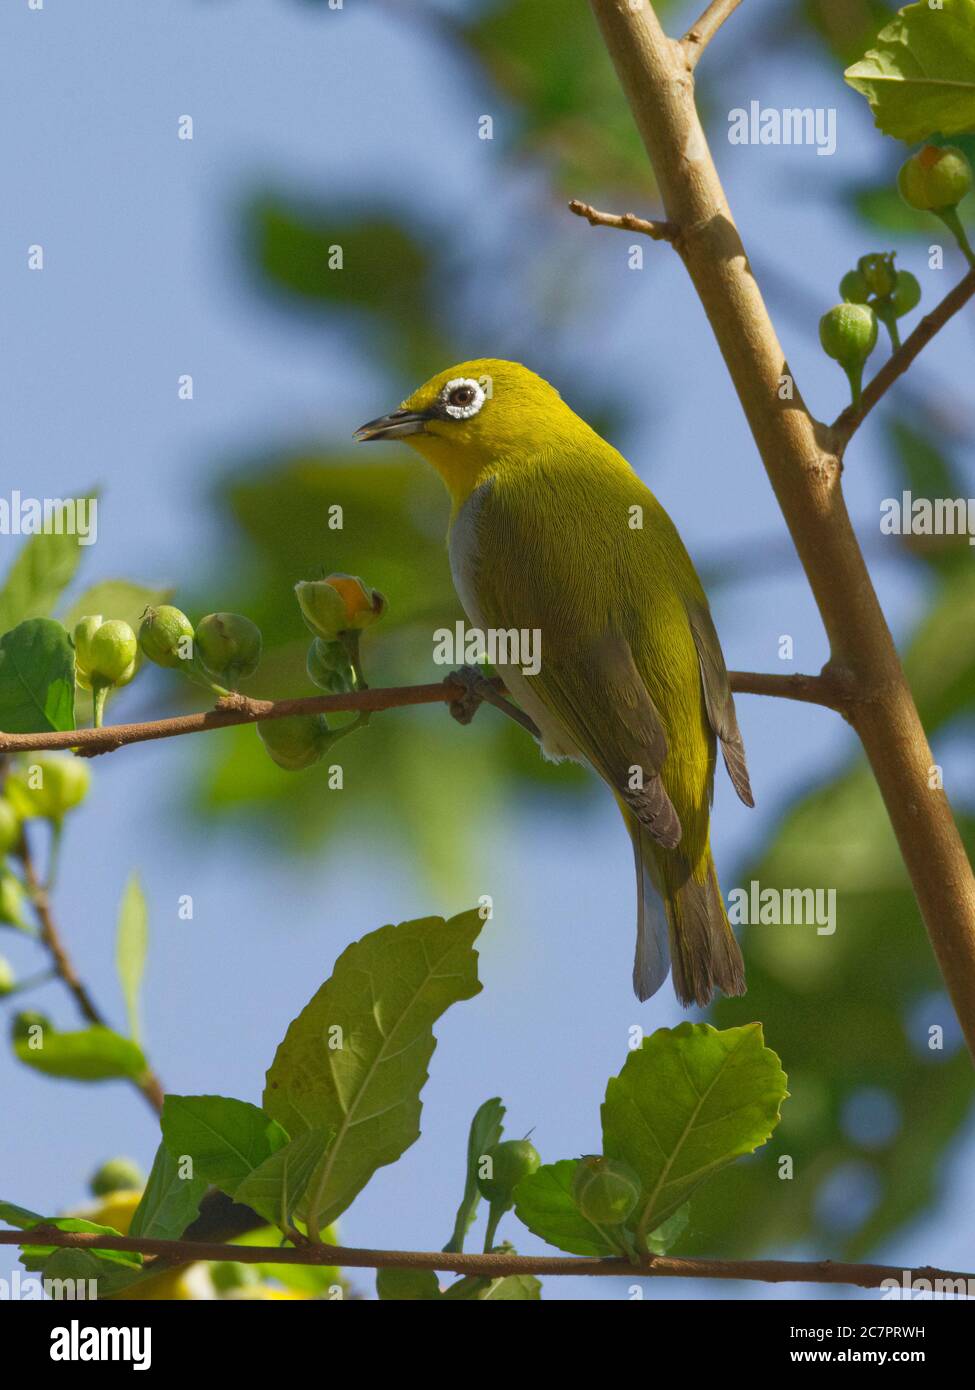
left=257, top=714, right=330, bottom=771
left=306, top=638, right=353, bottom=693
left=857, top=253, right=897, bottom=300
left=898, top=145, right=973, bottom=213
left=0, top=798, right=20, bottom=856
left=195, top=612, right=262, bottom=684
left=0, top=956, right=15, bottom=996
left=571, top=1155, right=641, bottom=1227
left=819, top=303, right=878, bottom=369
left=295, top=574, right=387, bottom=642
left=890, top=269, right=921, bottom=318
left=11, top=1010, right=51, bottom=1043
left=476, top=1139, right=541, bottom=1206
left=0, top=872, right=27, bottom=929
left=6, top=755, right=91, bottom=825
left=74, top=616, right=138, bottom=690
left=839, top=269, right=871, bottom=304
left=90, top=1156, right=145, bottom=1197
left=138, top=605, right=195, bottom=670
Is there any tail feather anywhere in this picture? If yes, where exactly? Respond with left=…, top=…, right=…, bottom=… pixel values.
left=631, top=825, right=671, bottom=1001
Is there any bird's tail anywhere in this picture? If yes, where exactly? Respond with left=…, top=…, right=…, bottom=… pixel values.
left=630, top=820, right=745, bottom=1007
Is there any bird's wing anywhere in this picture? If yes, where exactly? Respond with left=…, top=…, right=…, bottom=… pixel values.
left=686, top=598, right=754, bottom=808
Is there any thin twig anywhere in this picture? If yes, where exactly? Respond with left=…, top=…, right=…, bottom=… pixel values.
left=15, top=830, right=165, bottom=1117
left=728, top=669, right=850, bottom=711
left=681, top=0, right=743, bottom=69
left=0, top=1227, right=968, bottom=1292
left=832, top=267, right=975, bottom=450
left=0, top=670, right=836, bottom=759
left=568, top=199, right=676, bottom=242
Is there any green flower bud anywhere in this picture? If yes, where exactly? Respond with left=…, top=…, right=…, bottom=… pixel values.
left=819, top=303, right=878, bottom=369
left=0, top=798, right=21, bottom=856
left=89, top=1156, right=146, bottom=1197
left=0, top=872, right=27, bottom=929
left=6, top=755, right=91, bottom=824
left=898, top=145, right=973, bottom=213
left=839, top=269, right=871, bottom=304
left=257, top=714, right=330, bottom=771
left=306, top=637, right=354, bottom=693
left=295, top=574, right=387, bottom=642
left=890, top=269, right=921, bottom=318
left=138, top=605, right=195, bottom=670
left=857, top=253, right=897, bottom=300
left=12, top=1010, right=51, bottom=1043
left=571, top=1155, right=641, bottom=1227
left=476, top=1139, right=541, bottom=1206
left=74, top=616, right=138, bottom=690
left=0, top=956, right=15, bottom=995
left=195, top=612, right=262, bottom=685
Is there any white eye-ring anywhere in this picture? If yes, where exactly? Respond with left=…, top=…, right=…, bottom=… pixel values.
left=442, top=377, right=486, bottom=420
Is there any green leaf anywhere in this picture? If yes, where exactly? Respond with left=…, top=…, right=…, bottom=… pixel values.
left=513, top=1160, right=619, bottom=1257
left=233, top=1128, right=332, bottom=1230
left=845, top=0, right=975, bottom=142
left=39, top=1248, right=144, bottom=1297
left=61, top=579, right=173, bottom=637
left=376, top=1266, right=442, bottom=1301
left=128, top=1143, right=207, bottom=1241
left=160, top=1095, right=290, bottom=1198
left=263, top=909, right=484, bottom=1234
left=0, top=509, right=94, bottom=632
left=602, top=1024, right=788, bottom=1240
left=232, top=1223, right=342, bottom=1294
left=444, top=1096, right=506, bottom=1253
left=0, top=619, right=75, bottom=733
left=13, top=1024, right=147, bottom=1082
left=0, top=1201, right=141, bottom=1270
left=115, top=873, right=148, bottom=1044
left=442, top=1272, right=542, bottom=1300
left=645, top=1202, right=690, bottom=1256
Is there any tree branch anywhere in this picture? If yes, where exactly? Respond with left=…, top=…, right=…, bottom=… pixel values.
left=568, top=198, right=676, bottom=241
left=0, top=1227, right=968, bottom=1292
left=832, top=266, right=975, bottom=450
left=0, top=671, right=835, bottom=758
left=681, top=0, right=742, bottom=69
left=587, top=0, right=975, bottom=1063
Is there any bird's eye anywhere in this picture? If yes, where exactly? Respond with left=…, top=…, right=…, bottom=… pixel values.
left=441, top=377, right=486, bottom=420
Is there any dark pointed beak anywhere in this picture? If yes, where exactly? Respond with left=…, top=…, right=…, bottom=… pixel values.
left=354, top=408, right=433, bottom=442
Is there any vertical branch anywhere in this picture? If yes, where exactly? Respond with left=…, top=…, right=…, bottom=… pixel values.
left=586, top=0, right=975, bottom=1058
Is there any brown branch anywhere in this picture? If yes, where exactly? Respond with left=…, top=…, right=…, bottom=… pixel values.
left=16, top=830, right=165, bottom=1117
left=0, top=672, right=825, bottom=758
left=681, top=0, right=743, bottom=69
left=1, top=1227, right=969, bottom=1292
left=568, top=198, right=676, bottom=242
left=588, top=0, right=975, bottom=1063
left=728, top=669, right=850, bottom=711
left=832, top=267, right=975, bottom=450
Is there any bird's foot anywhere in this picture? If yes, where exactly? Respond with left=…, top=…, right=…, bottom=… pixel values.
left=446, top=666, right=541, bottom=739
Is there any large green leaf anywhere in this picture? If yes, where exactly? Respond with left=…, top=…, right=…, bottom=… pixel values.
left=0, top=619, right=75, bottom=733
left=129, top=1143, right=208, bottom=1241
left=116, top=873, right=148, bottom=1044
left=514, top=1160, right=618, bottom=1257
left=263, top=909, right=484, bottom=1234
left=160, top=1095, right=289, bottom=1197
left=444, top=1096, right=505, bottom=1253
left=233, top=1128, right=331, bottom=1231
left=845, top=0, right=975, bottom=142
left=0, top=512, right=92, bottom=633
left=0, top=1200, right=140, bottom=1270
left=602, top=1024, right=788, bottom=1236
left=13, top=1024, right=147, bottom=1082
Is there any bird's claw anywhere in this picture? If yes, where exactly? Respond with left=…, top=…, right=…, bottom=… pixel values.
left=447, top=665, right=497, bottom=726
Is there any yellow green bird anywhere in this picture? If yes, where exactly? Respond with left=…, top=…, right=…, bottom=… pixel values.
left=355, top=359, right=753, bottom=1006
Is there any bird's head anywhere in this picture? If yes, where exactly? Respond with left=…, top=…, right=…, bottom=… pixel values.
left=354, top=358, right=581, bottom=505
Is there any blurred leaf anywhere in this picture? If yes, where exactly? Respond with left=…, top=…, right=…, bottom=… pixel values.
left=0, top=508, right=93, bottom=632
left=804, top=0, right=898, bottom=68
left=514, top=1159, right=618, bottom=1257
left=376, top=1266, right=442, bottom=1300
left=234, top=1128, right=332, bottom=1230
left=160, top=1095, right=290, bottom=1197
left=849, top=133, right=975, bottom=231
left=233, top=1223, right=341, bottom=1293
left=13, top=1025, right=146, bottom=1082
left=444, top=1095, right=506, bottom=1253
left=845, top=0, right=975, bottom=142
left=264, top=909, right=484, bottom=1234
left=0, top=619, right=75, bottom=733
left=645, top=1202, right=690, bottom=1256
left=116, top=873, right=148, bottom=1044
left=129, top=1143, right=208, bottom=1241
left=62, top=579, right=173, bottom=635
left=602, top=1024, right=788, bottom=1237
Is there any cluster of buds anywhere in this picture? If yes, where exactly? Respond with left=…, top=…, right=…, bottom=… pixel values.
left=138, top=604, right=263, bottom=692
